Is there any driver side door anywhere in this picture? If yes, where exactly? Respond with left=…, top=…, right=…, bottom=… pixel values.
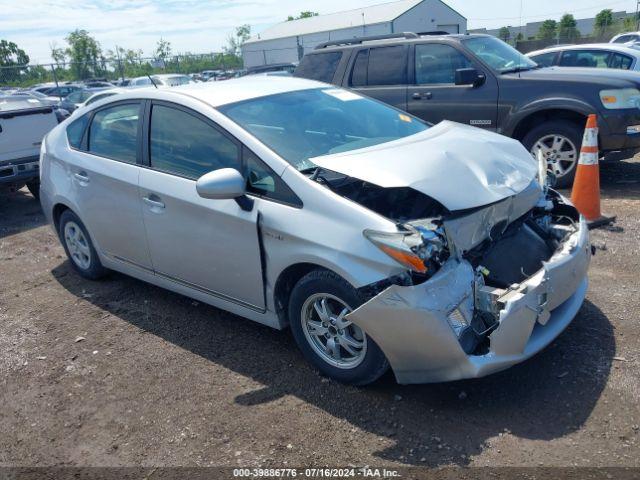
left=407, top=43, right=499, bottom=130
left=138, top=101, right=265, bottom=310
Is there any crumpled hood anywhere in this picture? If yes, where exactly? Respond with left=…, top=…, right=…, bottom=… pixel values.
left=311, top=121, right=539, bottom=211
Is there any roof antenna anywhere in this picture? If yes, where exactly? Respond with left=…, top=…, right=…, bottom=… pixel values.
left=147, top=74, right=158, bottom=88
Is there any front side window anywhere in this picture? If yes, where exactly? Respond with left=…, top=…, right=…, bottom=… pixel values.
left=243, top=147, right=300, bottom=205
left=219, top=88, right=428, bottom=171
left=529, top=51, right=557, bottom=67
left=150, top=104, right=239, bottom=178
left=463, top=36, right=538, bottom=73
left=559, top=50, right=610, bottom=68
left=415, top=44, right=472, bottom=84
left=88, top=103, right=140, bottom=163
left=295, top=52, right=343, bottom=83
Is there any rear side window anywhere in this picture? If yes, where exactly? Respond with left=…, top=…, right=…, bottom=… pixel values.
left=149, top=104, right=240, bottom=179
left=88, top=103, right=140, bottom=163
left=350, top=50, right=369, bottom=87
left=609, top=53, right=633, bottom=70
left=66, top=115, right=89, bottom=149
left=415, top=44, right=472, bottom=84
left=530, top=51, right=557, bottom=67
left=295, top=52, right=343, bottom=83
left=367, top=46, right=407, bottom=86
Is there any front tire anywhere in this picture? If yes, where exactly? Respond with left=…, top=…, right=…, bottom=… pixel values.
left=289, top=269, right=389, bottom=385
left=521, top=120, right=583, bottom=188
left=58, top=210, right=108, bottom=280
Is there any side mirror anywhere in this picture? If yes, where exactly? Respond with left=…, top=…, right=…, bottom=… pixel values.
left=455, top=68, right=485, bottom=87
left=196, top=168, right=246, bottom=200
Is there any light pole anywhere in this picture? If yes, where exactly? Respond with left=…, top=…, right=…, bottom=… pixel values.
left=636, top=0, right=640, bottom=31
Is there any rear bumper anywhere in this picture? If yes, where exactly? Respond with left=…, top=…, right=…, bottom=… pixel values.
left=348, top=217, right=590, bottom=384
left=0, top=156, right=39, bottom=186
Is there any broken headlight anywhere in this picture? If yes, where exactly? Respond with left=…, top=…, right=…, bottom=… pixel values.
left=364, top=221, right=448, bottom=275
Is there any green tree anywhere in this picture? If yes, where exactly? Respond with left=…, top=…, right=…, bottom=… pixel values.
left=154, top=38, right=172, bottom=62
left=224, top=24, right=251, bottom=59
left=537, top=20, right=557, bottom=41
left=558, top=14, right=580, bottom=42
left=0, top=39, right=30, bottom=85
left=619, top=14, right=639, bottom=33
left=515, top=32, right=524, bottom=43
left=65, top=29, right=102, bottom=79
left=498, top=26, right=510, bottom=42
left=594, top=9, right=615, bottom=38
left=287, top=11, right=319, bottom=21
left=0, top=39, right=29, bottom=66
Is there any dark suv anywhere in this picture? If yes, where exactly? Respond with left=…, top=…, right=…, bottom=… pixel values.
left=295, top=33, right=640, bottom=186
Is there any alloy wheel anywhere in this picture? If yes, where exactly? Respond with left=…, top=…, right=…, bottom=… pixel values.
left=64, top=221, right=92, bottom=270
left=530, top=134, right=578, bottom=179
left=300, top=293, right=367, bottom=369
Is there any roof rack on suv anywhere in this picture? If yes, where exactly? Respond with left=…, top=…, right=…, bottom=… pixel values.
left=416, top=31, right=452, bottom=36
left=315, top=32, right=419, bottom=50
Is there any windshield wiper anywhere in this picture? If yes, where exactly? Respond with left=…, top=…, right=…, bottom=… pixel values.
left=500, top=65, right=541, bottom=75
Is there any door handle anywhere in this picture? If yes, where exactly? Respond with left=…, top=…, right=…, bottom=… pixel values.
left=74, top=172, right=89, bottom=183
left=143, top=196, right=165, bottom=209
left=412, top=92, right=432, bottom=100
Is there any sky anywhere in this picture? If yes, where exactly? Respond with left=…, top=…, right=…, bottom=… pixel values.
left=2, top=0, right=640, bottom=63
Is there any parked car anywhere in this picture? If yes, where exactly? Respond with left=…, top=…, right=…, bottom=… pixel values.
left=610, top=32, right=640, bottom=45
left=129, top=74, right=194, bottom=87
left=59, top=87, right=111, bottom=113
left=295, top=32, right=640, bottom=187
left=247, top=63, right=297, bottom=76
left=67, top=88, right=133, bottom=116
left=527, top=43, right=640, bottom=70
left=1, top=95, right=60, bottom=198
left=32, top=84, right=83, bottom=99
left=39, top=77, right=590, bottom=385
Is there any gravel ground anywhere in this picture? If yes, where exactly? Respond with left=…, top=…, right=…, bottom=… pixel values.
left=0, top=158, right=639, bottom=469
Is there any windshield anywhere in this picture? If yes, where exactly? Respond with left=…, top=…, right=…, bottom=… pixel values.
left=218, top=88, right=428, bottom=171
left=464, top=36, right=538, bottom=73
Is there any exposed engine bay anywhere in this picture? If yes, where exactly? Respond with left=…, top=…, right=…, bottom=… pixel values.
left=310, top=168, right=584, bottom=357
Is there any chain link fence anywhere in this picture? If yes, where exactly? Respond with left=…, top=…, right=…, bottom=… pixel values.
left=0, top=52, right=242, bottom=90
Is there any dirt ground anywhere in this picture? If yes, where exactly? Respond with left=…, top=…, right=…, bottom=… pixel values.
left=0, top=159, right=639, bottom=470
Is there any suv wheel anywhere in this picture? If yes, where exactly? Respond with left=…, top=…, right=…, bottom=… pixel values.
left=522, top=120, right=583, bottom=188
left=289, top=269, right=389, bottom=385
left=59, top=210, right=108, bottom=280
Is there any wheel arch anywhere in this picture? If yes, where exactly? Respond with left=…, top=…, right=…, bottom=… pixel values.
left=511, top=108, right=588, bottom=142
left=274, top=263, right=338, bottom=328
left=52, top=202, right=73, bottom=233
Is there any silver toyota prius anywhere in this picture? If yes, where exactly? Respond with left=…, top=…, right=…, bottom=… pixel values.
left=39, top=77, right=591, bottom=385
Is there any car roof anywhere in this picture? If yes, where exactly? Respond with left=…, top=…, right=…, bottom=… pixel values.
left=310, top=32, right=486, bottom=52
left=528, top=43, right=640, bottom=56
left=105, top=76, right=328, bottom=107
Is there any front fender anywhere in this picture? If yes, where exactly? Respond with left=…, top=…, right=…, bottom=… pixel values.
left=501, top=97, right=596, bottom=138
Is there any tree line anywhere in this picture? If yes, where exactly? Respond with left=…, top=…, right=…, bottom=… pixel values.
left=498, top=9, right=639, bottom=44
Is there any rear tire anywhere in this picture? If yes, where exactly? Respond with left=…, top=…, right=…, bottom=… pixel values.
left=521, top=120, right=583, bottom=188
left=289, top=269, right=389, bottom=385
left=26, top=180, right=40, bottom=200
left=58, top=210, right=108, bottom=280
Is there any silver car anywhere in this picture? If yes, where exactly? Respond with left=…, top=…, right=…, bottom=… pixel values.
left=39, top=77, right=591, bottom=385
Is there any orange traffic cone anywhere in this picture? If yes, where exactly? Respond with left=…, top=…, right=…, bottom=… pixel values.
left=570, top=114, right=615, bottom=229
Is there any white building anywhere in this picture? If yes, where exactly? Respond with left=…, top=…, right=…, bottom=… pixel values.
left=242, top=0, right=467, bottom=68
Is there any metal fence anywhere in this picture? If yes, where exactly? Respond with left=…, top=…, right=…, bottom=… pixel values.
left=0, top=52, right=243, bottom=89
left=514, top=32, right=620, bottom=54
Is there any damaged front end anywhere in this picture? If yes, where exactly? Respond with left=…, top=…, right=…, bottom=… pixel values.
left=348, top=183, right=591, bottom=384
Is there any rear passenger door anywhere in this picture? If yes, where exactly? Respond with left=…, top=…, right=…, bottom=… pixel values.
left=348, top=45, right=409, bottom=111
left=407, top=43, right=498, bottom=130
left=65, top=101, right=152, bottom=270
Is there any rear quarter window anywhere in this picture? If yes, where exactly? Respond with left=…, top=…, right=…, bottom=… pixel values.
left=66, top=114, right=89, bottom=149
left=295, top=52, right=343, bottom=83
